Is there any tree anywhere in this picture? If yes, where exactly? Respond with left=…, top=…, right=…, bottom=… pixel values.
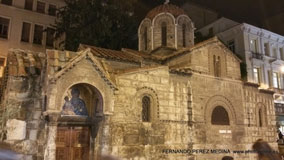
left=55, top=0, right=139, bottom=51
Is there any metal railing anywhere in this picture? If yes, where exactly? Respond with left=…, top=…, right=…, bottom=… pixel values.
left=251, top=52, right=264, bottom=60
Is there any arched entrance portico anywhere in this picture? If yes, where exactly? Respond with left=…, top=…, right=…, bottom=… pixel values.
left=54, top=83, right=104, bottom=160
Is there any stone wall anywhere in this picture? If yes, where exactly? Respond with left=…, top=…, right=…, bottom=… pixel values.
left=2, top=71, right=46, bottom=160
left=110, top=67, right=191, bottom=160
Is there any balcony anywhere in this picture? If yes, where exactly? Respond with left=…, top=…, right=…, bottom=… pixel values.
left=251, top=52, right=263, bottom=60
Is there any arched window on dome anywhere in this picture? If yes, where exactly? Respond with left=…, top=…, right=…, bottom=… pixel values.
left=144, top=27, right=148, bottom=50
left=142, top=96, right=151, bottom=122
left=182, top=24, right=186, bottom=47
left=161, top=22, right=167, bottom=46
left=211, top=106, right=230, bottom=125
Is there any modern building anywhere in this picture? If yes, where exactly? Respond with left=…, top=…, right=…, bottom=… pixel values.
left=0, top=3, right=278, bottom=160
left=181, top=1, right=220, bottom=29
left=0, top=0, right=65, bottom=77
left=197, top=17, right=284, bottom=132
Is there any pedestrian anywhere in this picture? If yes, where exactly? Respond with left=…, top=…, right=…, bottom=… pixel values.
left=279, top=130, right=283, bottom=140
left=252, top=139, right=281, bottom=160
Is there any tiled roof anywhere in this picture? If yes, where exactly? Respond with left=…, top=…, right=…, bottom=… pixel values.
left=79, top=44, right=142, bottom=63
left=146, top=4, right=186, bottom=20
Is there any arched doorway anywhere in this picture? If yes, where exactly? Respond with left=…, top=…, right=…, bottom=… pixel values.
left=55, top=83, right=103, bottom=160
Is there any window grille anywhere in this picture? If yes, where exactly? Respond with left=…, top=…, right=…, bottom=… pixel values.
left=142, top=96, right=150, bottom=122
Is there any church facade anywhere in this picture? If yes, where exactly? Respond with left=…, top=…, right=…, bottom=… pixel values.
left=1, top=3, right=278, bottom=160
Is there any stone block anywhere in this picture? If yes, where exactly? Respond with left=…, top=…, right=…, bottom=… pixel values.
left=6, top=119, right=26, bottom=140
left=33, top=111, right=42, bottom=120
left=29, top=129, right=38, bottom=141
left=123, top=134, right=140, bottom=145
left=161, top=77, right=169, bottom=84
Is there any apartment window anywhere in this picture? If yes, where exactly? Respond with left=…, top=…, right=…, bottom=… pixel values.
left=1, top=0, right=12, bottom=5
left=161, top=22, right=167, bottom=46
left=48, top=4, right=56, bottom=16
left=21, top=22, right=31, bottom=42
left=33, top=25, right=43, bottom=45
left=46, top=27, right=55, bottom=47
left=0, top=17, right=9, bottom=39
left=273, top=72, right=279, bottom=88
left=227, top=40, right=235, bottom=53
left=264, top=43, right=270, bottom=56
left=250, top=39, right=257, bottom=53
left=253, top=68, right=261, bottom=84
left=280, top=48, right=284, bottom=61
left=36, top=1, right=45, bottom=13
left=24, top=0, right=33, bottom=10
left=273, top=48, right=277, bottom=58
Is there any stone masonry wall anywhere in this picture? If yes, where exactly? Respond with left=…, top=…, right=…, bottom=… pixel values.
left=110, top=67, right=191, bottom=160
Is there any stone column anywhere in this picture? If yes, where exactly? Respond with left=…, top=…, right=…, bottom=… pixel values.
left=44, top=113, right=59, bottom=160
left=101, top=114, right=111, bottom=155
left=44, top=125, right=57, bottom=160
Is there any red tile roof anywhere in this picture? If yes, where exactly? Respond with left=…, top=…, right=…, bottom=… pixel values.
left=145, top=4, right=186, bottom=20
left=79, top=44, right=142, bottom=63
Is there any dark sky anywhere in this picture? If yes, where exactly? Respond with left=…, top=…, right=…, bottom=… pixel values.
left=141, top=0, right=284, bottom=35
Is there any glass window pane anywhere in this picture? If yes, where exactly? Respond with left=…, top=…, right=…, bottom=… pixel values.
left=21, top=22, right=31, bottom=42
left=273, top=72, right=279, bottom=88
left=46, top=27, right=55, bottom=47
left=33, top=25, right=43, bottom=45
left=1, top=0, right=12, bottom=5
left=48, top=4, right=56, bottom=16
left=37, top=1, right=45, bottom=13
left=0, top=17, right=9, bottom=39
left=25, top=0, right=33, bottom=10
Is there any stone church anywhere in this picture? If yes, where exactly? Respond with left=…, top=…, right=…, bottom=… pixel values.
left=1, top=3, right=278, bottom=160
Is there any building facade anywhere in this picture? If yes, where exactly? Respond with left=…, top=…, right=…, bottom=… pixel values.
left=1, top=3, right=278, bottom=160
left=197, top=17, right=284, bottom=132
left=0, top=0, right=65, bottom=77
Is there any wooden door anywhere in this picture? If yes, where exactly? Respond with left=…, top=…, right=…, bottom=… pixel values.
left=56, top=126, right=90, bottom=160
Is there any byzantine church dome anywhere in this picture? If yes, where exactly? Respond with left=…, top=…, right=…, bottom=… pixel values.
left=138, top=2, right=195, bottom=53
left=145, top=4, right=186, bottom=20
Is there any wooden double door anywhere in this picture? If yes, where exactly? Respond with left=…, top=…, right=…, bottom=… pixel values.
left=56, top=126, right=90, bottom=160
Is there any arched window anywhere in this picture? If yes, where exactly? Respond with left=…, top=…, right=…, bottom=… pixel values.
left=161, top=22, right=167, bottom=46
left=144, top=27, right=148, bottom=50
left=213, top=55, right=221, bottom=77
left=142, top=96, right=151, bottom=122
left=259, top=108, right=263, bottom=127
left=182, top=24, right=186, bottom=47
left=211, top=106, right=230, bottom=125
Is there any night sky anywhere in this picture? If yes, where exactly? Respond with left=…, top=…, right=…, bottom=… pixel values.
left=142, top=0, right=284, bottom=35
